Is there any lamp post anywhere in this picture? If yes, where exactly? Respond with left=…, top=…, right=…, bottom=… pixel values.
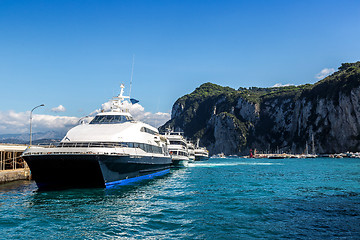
left=29, top=104, right=45, bottom=146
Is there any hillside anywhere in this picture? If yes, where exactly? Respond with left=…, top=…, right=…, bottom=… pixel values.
left=160, top=61, right=360, bottom=155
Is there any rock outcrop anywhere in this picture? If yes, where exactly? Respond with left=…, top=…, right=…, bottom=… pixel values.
left=160, top=62, right=360, bottom=155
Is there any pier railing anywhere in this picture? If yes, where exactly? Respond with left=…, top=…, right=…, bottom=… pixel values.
left=0, top=150, right=27, bottom=171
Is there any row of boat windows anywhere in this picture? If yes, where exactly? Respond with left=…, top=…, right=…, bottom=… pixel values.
left=90, top=115, right=134, bottom=124
left=140, top=127, right=157, bottom=135
left=169, top=141, right=187, bottom=147
left=57, top=142, right=164, bottom=154
left=125, top=142, right=164, bottom=154
left=169, top=151, right=188, bottom=156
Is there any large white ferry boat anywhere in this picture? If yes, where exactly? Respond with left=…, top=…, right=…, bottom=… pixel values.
left=163, top=131, right=189, bottom=167
left=194, top=139, right=209, bottom=161
left=22, top=85, right=172, bottom=190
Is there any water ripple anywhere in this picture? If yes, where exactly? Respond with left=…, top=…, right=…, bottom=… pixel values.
left=0, top=158, right=359, bottom=239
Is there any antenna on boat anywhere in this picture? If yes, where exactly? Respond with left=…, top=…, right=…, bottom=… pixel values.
left=110, top=84, right=131, bottom=112
left=129, top=54, right=135, bottom=98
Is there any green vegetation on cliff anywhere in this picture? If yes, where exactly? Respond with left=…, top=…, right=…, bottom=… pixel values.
left=161, top=83, right=239, bottom=139
left=172, top=61, right=360, bottom=112
left=303, top=62, right=360, bottom=103
left=177, top=83, right=236, bottom=104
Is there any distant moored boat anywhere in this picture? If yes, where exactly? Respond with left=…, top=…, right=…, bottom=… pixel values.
left=163, top=130, right=189, bottom=167
left=195, top=139, right=209, bottom=161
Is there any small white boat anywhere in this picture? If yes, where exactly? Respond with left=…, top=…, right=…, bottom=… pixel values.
left=194, top=139, right=209, bottom=161
left=163, top=131, right=189, bottom=167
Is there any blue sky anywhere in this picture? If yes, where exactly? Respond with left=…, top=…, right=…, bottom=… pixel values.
left=0, top=0, right=359, bottom=134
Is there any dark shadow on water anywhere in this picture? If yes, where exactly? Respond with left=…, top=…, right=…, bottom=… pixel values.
left=0, top=180, right=36, bottom=193
left=28, top=170, right=176, bottom=206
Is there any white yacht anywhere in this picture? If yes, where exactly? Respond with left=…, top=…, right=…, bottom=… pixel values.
left=187, top=141, right=195, bottom=163
left=22, top=85, right=172, bottom=190
left=163, top=131, right=189, bottom=167
left=194, top=139, right=209, bottom=161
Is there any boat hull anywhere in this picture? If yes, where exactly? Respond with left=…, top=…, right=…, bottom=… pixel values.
left=23, top=154, right=171, bottom=190
left=195, top=155, right=209, bottom=161
left=171, top=159, right=189, bottom=167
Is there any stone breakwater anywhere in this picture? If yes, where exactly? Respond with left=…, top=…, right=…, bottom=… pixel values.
left=0, top=169, right=31, bottom=184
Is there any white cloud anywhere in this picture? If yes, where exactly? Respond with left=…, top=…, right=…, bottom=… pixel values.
left=0, top=99, right=170, bottom=135
left=138, top=111, right=171, bottom=128
left=0, top=110, right=78, bottom=134
left=51, top=105, right=66, bottom=112
left=315, top=68, right=335, bottom=80
left=272, top=83, right=294, bottom=88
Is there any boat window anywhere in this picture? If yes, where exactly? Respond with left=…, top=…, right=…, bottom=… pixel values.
left=169, top=141, right=187, bottom=147
left=168, top=132, right=184, bottom=136
left=90, top=115, right=133, bottom=124
left=140, top=127, right=157, bottom=135
left=76, top=143, right=87, bottom=148
left=123, top=142, right=163, bottom=153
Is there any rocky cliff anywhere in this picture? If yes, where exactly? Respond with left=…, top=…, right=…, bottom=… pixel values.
left=160, top=62, right=360, bottom=155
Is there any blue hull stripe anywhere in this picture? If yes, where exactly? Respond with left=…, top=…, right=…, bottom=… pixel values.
left=105, top=169, right=170, bottom=188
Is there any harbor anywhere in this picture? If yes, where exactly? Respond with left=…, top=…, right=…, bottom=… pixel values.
left=19, top=85, right=210, bottom=190
left=1, top=139, right=357, bottom=187
left=1, top=139, right=357, bottom=186
left=0, top=129, right=358, bottom=239
left=1, top=1, right=359, bottom=239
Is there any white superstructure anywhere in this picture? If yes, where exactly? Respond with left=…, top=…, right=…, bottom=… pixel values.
left=194, top=139, right=209, bottom=161
left=26, top=84, right=169, bottom=159
left=163, top=131, right=189, bottom=166
left=187, top=141, right=195, bottom=162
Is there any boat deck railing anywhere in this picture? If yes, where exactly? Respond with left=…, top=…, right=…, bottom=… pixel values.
left=57, top=142, right=126, bottom=148
left=27, top=142, right=165, bottom=155
left=29, top=142, right=128, bottom=149
left=30, top=143, right=57, bottom=148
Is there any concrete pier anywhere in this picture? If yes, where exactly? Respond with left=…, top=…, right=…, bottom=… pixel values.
left=0, top=169, right=30, bottom=183
left=0, top=144, right=30, bottom=183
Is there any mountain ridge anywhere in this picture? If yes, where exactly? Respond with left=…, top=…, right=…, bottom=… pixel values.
left=0, top=131, right=65, bottom=145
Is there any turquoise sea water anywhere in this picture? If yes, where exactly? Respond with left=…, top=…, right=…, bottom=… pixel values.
left=0, top=157, right=359, bottom=239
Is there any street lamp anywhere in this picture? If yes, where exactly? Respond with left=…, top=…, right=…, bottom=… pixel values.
left=29, top=104, right=45, bottom=146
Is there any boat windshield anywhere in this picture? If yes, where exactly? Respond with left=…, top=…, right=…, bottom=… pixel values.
left=89, top=115, right=133, bottom=124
